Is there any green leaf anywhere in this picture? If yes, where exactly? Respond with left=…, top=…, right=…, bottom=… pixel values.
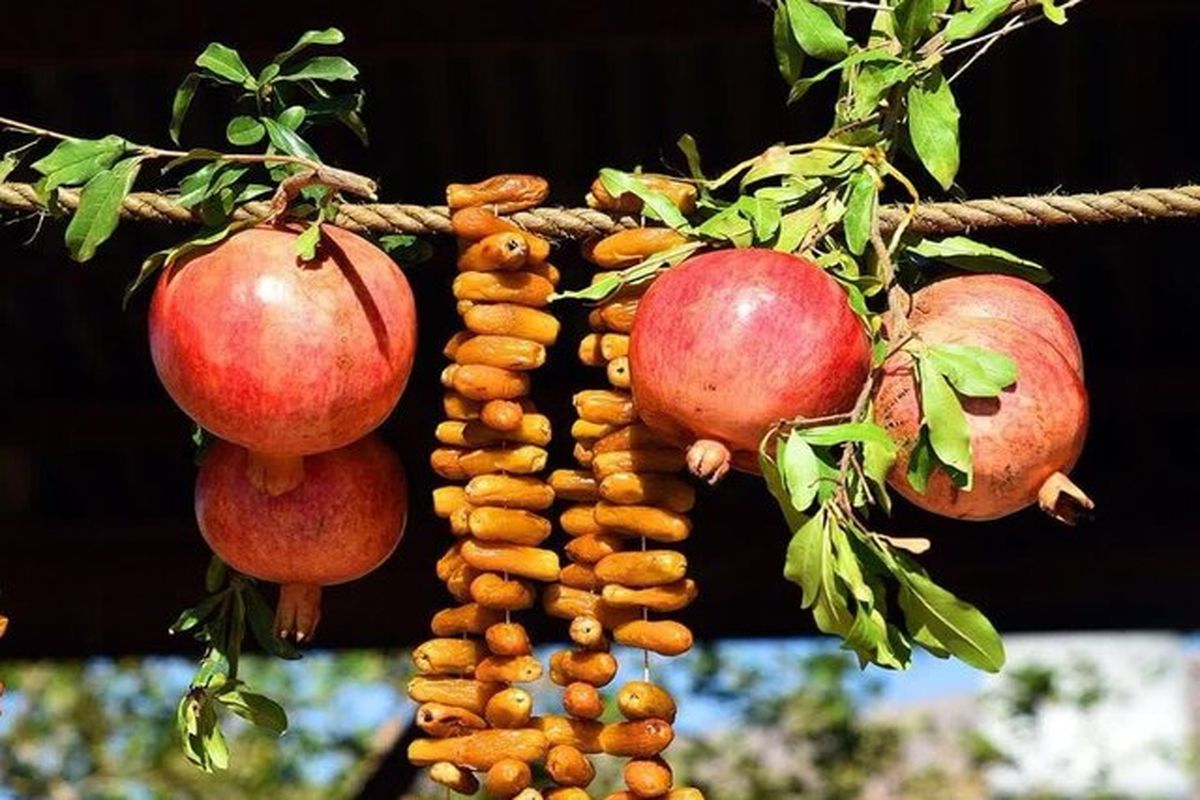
left=895, top=0, right=935, bottom=49
left=677, top=134, right=707, bottom=183
left=781, top=435, right=821, bottom=513
left=905, top=426, right=938, bottom=493
left=244, top=582, right=302, bottom=660
left=943, top=0, right=1009, bottom=42
left=737, top=195, right=782, bottom=243
left=261, top=117, right=321, bottom=162
left=206, top=556, right=227, bottom=593
left=278, top=56, right=358, bottom=83
left=277, top=106, right=307, bottom=131
left=217, top=691, right=288, bottom=735
left=225, top=116, right=266, bottom=146
left=195, top=43, right=255, bottom=88
left=0, top=140, right=38, bottom=183
left=379, top=234, right=433, bottom=264
left=852, top=60, right=918, bottom=120
left=32, top=135, right=127, bottom=196
left=785, top=0, right=849, bottom=61
left=829, top=524, right=872, bottom=605
left=775, top=204, right=822, bottom=253
left=925, top=343, right=1017, bottom=397
left=773, top=1, right=806, bottom=84
left=783, top=509, right=827, bottom=608
left=695, top=205, right=754, bottom=247
left=795, top=421, right=895, bottom=448
left=177, top=164, right=249, bottom=209
left=863, top=435, right=897, bottom=513
left=787, top=49, right=898, bottom=105
left=272, top=28, right=345, bottom=66
left=843, top=168, right=877, bottom=256
left=906, top=235, right=1048, bottom=281
left=297, top=82, right=368, bottom=146
left=169, top=592, right=226, bottom=635
left=295, top=221, right=322, bottom=261
left=597, top=168, right=692, bottom=231
left=65, top=156, right=142, bottom=262
left=917, top=355, right=973, bottom=488
left=200, top=704, right=229, bottom=771
left=553, top=241, right=704, bottom=303
left=1040, top=0, right=1068, bottom=24
left=898, top=566, right=1005, bottom=672
left=257, top=63, right=281, bottom=84
left=906, top=68, right=960, bottom=190
left=169, top=73, right=204, bottom=145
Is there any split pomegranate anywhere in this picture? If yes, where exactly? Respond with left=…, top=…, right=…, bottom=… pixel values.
left=149, top=224, right=417, bottom=494
left=908, top=273, right=1084, bottom=375
left=875, top=315, right=1090, bottom=522
left=195, top=434, right=408, bottom=641
left=630, top=249, right=872, bottom=482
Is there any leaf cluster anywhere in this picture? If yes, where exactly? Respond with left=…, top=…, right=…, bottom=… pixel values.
left=169, top=556, right=298, bottom=772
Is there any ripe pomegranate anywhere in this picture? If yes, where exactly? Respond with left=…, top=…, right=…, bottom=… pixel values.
left=874, top=315, right=1090, bottom=522
left=150, top=224, right=417, bottom=494
left=630, top=249, right=872, bottom=482
left=908, top=274, right=1083, bottom=375
left=195, top=434, right=408, bottom=641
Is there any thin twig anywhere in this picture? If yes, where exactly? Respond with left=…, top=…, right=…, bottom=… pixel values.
left=947, top=11, right=1028, bottom=83
left=944, top=0, right=1084, bottom=58
left=813, top=0, right=954, bottom=18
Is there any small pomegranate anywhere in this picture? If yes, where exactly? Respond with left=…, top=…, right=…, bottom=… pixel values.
left=908, top=273, right=1083, bottom=375
left=875, top=315, right=1090, bottom=522
left=150, top=224, right=417, bottom=494
left=195, top=434, right=408, bottom=641
left=630, top=249, right=872, bottom=482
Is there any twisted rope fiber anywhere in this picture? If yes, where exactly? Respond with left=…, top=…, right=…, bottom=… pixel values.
left=4, top=181, right=1200, bottom=239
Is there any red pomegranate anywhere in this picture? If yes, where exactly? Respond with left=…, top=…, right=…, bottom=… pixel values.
left=874, top=315, right=1090, bottom=522
left=908, top=274, right=1084, bottom=375
left=630, top=249, right=872, bottom=482
left=150, top=224, right=417, bottom=494
left=195, top=434, right=408, bottom=641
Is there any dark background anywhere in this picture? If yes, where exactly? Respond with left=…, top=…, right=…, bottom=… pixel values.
left=0, top=0, right=1194, bottom=659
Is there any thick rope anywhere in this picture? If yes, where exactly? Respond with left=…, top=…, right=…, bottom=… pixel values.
left=3, top=181, right=1200, bottom=239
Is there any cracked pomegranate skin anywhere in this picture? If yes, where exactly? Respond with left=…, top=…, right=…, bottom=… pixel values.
left=630, top=249, right=871, bottom=466
left=874, top=316, right=1088, bottom=520
left=149, top=224, right=417, bottom=457
left=195, top=435, right=408, bottom=586
left=909, top=273, right=1084, bottom=375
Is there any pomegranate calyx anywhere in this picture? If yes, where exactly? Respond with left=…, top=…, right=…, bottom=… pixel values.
left=686, top=439, right=732, bottom=485
left=1037, top=471, right=1095, bottom=526
left=275, top=583, right=322, bottom=642
left=246, top=452, right=306, bottom=497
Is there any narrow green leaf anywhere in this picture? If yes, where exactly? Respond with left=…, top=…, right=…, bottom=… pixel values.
left=65, top=157, right=142, bottom=262
left=225, top=116, right=266, bottom=146
left=218, top=690, right=288, bottom=735
left=773, top=1, right=806, bottom=84
left=0, top=140, right=39, bottom=183
left=943, top=0, right=1009, bottom=42
left=918, top=356, right=973, bottom=487
left=169, top=73, right=204, bottom=144
left=843, top=169, right=877, bottom=256
left=795, top=421, right=895, bottom=448
left=926, top=343, right=1017, bottom=397
left=829, top=523, right=872, bottom=605
left=277, top=56, right=358, bottom=83
left=905, top=426, right=938, bottom=494
left=677, top=134, right=707, bottom=183
left=206, top=556, right=227, bottom=593
left=695, top=205, right=754, bottom=248
left=261, top=117, right=321, bottom=162
left=552, top=241, right=704, bottom=303
left=785, top=0, right=850, bottom=61
left=177, top=164, right=249, bottom=209
left=788, top=49, right=898, bottom=105
left=244, top=583, right=302, bottom=660
left=379, top=234, right=433, bottom=264
left=898, top=568, right=1005, bottom=672
left=737, top=195, right=782, bottom=243
left=169, top=592, right=226, bottom=636
left=863, top=435, right=897, bottom=513
left=298, top=82, right=368, bottom=146
left=906, top=235, right=1048, bottom=281
left=597, top=168, right=692, bottom=231
left=895, top=0, right=935, bottom=49
left=906, top=68, right=960, bottom=190
left=195, top=42, right=255, bottom=88
left=852, top=60, right=918, bottom=120
left=1040, top=0, right=1068, bottom=24
left=257, top=63, right=281, bottom=84
left=782, top=435, right=821, bottom=513
left=783, top=509, right=828, bottom=609
left=200, top=705, right=229, bottom=771
left=295, top=221, right=322, bottom=261
left=272, top=28, right=345, bottom=66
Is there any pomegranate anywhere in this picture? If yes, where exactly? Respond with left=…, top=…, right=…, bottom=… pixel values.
left=150, top=224, right=417, bottom=494
left=195, top=434, right=408, bottom=641
left=874, top=315, right=1090, bottom=522
left=630, top=249, right=872, bottom=482
left=908, top=273, right=1084, bottom=375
